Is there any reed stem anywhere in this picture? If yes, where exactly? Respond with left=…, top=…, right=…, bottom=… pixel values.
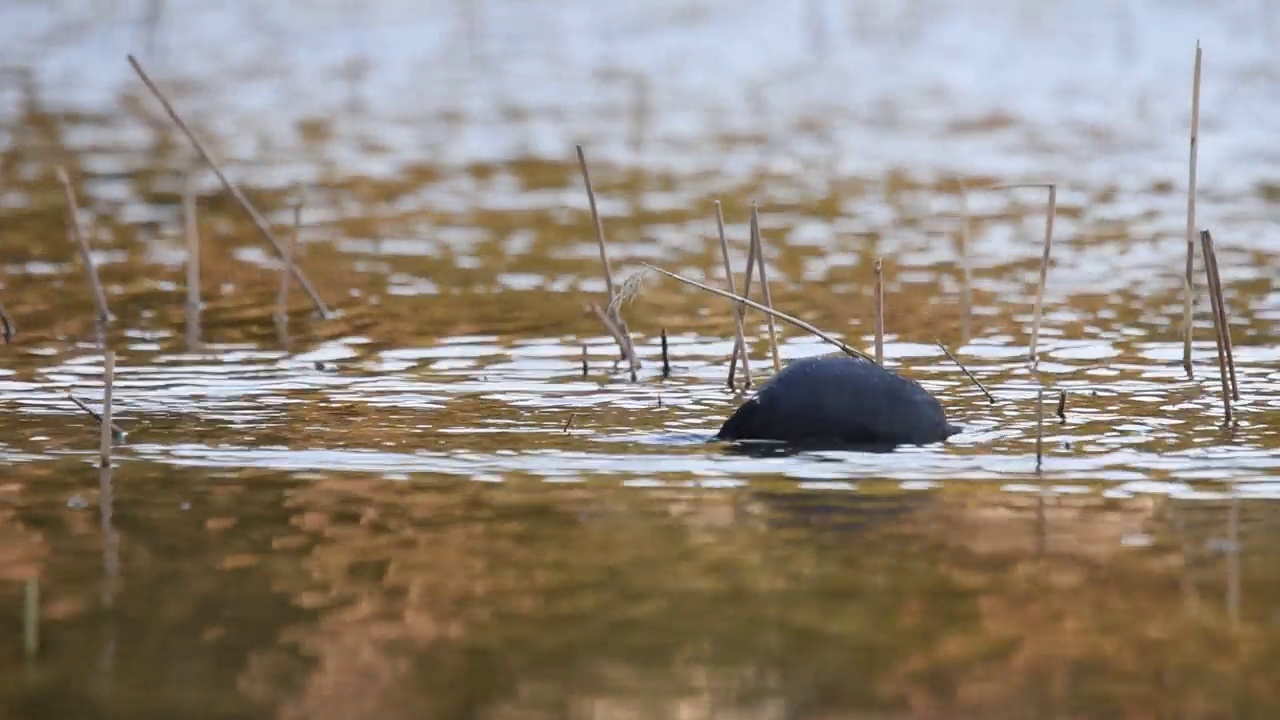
left=935, top=339, right=995, bottom=403
left=873, top=258, right=885, bottom=364
left=715, top=202, right=752, bottom=389
left=127, top=55, right=330, bottom=317
left=751, top=204, right=781, bottom=372
left=1200, top=230, right=1232, bottom=422
left=1201, top=230, right=1238, bottom=400
left=56, top=167, right=111, bottom=323
left=660, top=328, right=671, bottom=379
left=1183, top=42, right=1203, bottom=378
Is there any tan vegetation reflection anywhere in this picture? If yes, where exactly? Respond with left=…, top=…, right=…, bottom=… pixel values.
left=236, top=479, right=1280, bottom=719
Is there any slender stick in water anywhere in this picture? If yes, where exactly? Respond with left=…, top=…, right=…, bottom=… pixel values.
left=581, top=344, right=588, bottom=378
left=751, top=204, right=781, bottom=372
left=1200, top=231, right=1232, bottom=422
left=994, top=183, right=1056, bottom=360
left=69, top=394, right=126, bottom=438
left=183, top=170, right=201, bottom=342
left=56, top=167, right=111, bottom=323
left=643, top=264, right=876, bottom=363
left=1035, top=388, right=1045, bottom=473
left=934, top=339, right=995, bottom=403
left=100, top=351, right=115, bottom=467
left=715, top=201, right=752, bottom=390
left=562, top=413, right=577, bottom=433
left=660, top=328, right=671, bottom=379
left=127, top=55, right=330, bottom=317
left=1056, top=389, right=1067, bottom=423
left=0, top=304, right=13, bottom=343
left=1202, top=230, right=1238, bottom=400
left=1183, top=42, right=1203, bottom=378
left=873, top=257, right=885, bottom=364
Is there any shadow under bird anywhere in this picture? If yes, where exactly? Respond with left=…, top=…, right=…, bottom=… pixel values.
left=716, top=354, right=961, bottom=452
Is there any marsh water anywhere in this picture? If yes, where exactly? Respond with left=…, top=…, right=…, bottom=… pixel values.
left=3, top=1, right=1280, bottom=718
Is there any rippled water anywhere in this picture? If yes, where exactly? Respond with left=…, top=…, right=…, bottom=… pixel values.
left=3, top=1, right=1280, bottom=718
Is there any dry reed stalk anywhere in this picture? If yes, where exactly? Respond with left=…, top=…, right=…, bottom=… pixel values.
left=751, top=204, right=781, bottom=372
left=576, top=144, right=616, bottom=300
left=587, top=303, right=637, bottom=382
left=994, top=183, right=1056, bottom=360
left=1183, top=43, right=1203, bottom=377
left=1035, top=388, right=1045, bottom=472
left=715, top=201, right=752, bottom=389
left=873, top=257, right=885, bottom=364
left=957, top=181, right=974, bottom=342
left=1201, top=230, right=1238, bottom=400
left=563, top=413, right=577, bottom=433
left=1056, top=389, right=1067, bottom=423
left=276, top=198, right=301, bottom=322
left=183, top=171, right=201, bottom=333
left=127, top=55, right=330, bottom=317
left=1200, top=230, right=1232, bottom=422
left=100, top=351, right=115, bottom=467
left=56, top=167, right=111, bottom=323
left=660, top=328, right=671, bottom=379
left=727, top=210, right=761, bottom=383
left=643, top=264, right=876, bottom=363
left=0, top=304, right=13, bottom=343
left=934, top=339, right=995, bottom=403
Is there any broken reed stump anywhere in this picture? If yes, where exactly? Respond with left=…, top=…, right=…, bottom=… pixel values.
left=1182, top=42, right=1203, bottom=378
left=0, top=304, right=13, bottom=343
left=714, top=201, right=752, bottom=390
left=1201, top=230, right=1238, bottom=401
left=1035, top=388, right=1045, bottom=472
left=100, top=350, right=115, bottom=467
left=750, top=204, right=781, bottom=372
left=56, top=167, right=111, bottom=323
left=127, top=54, right=330, bottom=317
left=1200, top=230, right=1234, bottom=422
left=661, top=328, right=671, bottom=379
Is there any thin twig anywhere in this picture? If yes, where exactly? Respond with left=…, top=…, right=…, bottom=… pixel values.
left=0, top=304, right=13, bottom=343
left=727, top=208, right=760, bottom=383
left=1200, top=230, right=1232, bottom=422
left=1035, top=388, right=1045, bottom=473
left=100, top=351, right=115, bottom=467
left=127, top=55, right=330, bottom=317
left=1183, top=42, right=1203, bottom=378
left=660, top=328, right=671, bottom=379
left=873, top=257, right=885, bottom=364
left=1056, top=389, right=1067, bottom=423
left=715, top=201, right=752, bottom=389
left=581, top=345, right=588, bottom=377
left=576, top=144, right=615, bottom=301
left=1202, top=230, right=1238, bottom=400
left=56, top=167, right=111, bottom=323
left=934, top=339, right=995, bottom=403
left=563, top=413, right=577, bottom=433
left=751, top=204, right=781, bottom=372
left=643, top=264, right=876, bottom=363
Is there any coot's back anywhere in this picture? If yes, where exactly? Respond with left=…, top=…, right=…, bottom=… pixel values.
left=717, top=354, right=959, bottom=448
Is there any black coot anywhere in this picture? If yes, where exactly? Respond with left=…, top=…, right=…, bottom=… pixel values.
left=717, top=353, right=960, bottom=450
